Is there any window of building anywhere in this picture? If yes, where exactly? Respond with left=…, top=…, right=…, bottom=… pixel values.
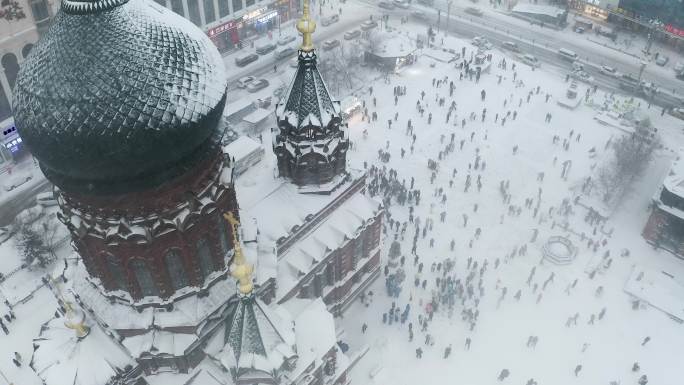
left=218, top=0, right=230, bottom=18
left=204, top=0, right=216, bottom=23
left=246, top=0, right=254, bottom=6
left=105, top=254, right=128, bottom=290
left=312, top=274, right=323, bottom=297
left=21, top=44, right=34, bottom=59
left=1, top=54, right=19, bottom=91
left=165, top=249, right=189, bottom=290
left=0, top=83, right=10, bottom=122
left=187, top=0, right=202, bottom=25
left=197, top=238, right=215, bottom=280
left=29, top=0, right=49, bottom=23
left=130, top=259, right=159, bottom=297
left=232, top=0, right=242, bottom=12
left=352, top=235, right=364, bottom=267
left=171, top=0, right=184, bottom=16
left=217, top=215, right=230, bottom=256
left=325, top=263, right=334, bottom=285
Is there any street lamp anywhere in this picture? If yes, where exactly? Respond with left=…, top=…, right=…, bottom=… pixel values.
left=446, top=0, right=452, bottom=36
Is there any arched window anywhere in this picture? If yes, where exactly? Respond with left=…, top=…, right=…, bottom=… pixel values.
left=1, top=53, right=19, bottom=90
left=105, top=254, right=128, bottom=290
left=21, top=44, right=33, bottom=59
left=217, top=215, right=230, bottom=256
left=130, top=259, right=159, bottom=297
left=196, top=238, right=215, bottom=280
left=164, top=249, right=189, bottom=290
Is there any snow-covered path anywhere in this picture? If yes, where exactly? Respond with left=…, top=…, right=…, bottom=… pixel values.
left=336, top=34, right=684, bottom=385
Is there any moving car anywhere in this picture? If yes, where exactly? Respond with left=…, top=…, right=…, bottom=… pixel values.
left=669, top=107, right=684, bottom=120
left=360, top=20, right=378, bottom=31
left=278, top=35, right=296, bottom=45
left=274, top=46, right=296, bottom=60
left=411, top=10, right=427, bottom=20
left=464, top=7, right=483, bottom=16
left=378, top=0, right=395, bottom=9
left=570, top=70, right=594, bottom=84
left=519, top=54, right=540, bottom=68
left=36, top=191, right=58, bottom=207
left=656, top=56, right=669, bottom=67
left=344, top=30, right=361, bottom=40
left=246, top=79, right=269, bottom=93
left=235, top=53, right=258, bottom=67
left=599, top=65, right=619, bottom=78
left=674, top=62, right=684, bottom=73
left=557, top=48, right=578, bottom=61
left=237, top=76, right=256, bottom=88
left=255, top=43, right=277, bottom=55
left=471, top=36, right=492, bottom=50
left=574, top=26, right=585, bottom=33
left=393, top=0, right=410, bottom=8
left=3, top=173, right=32, bottom=192
left=323, top=39, right=341, bottom=51
left=502, top=41, right=520, bottom=52
left=321, top=14, right=339, bottom=26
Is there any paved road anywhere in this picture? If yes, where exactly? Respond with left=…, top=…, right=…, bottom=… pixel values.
left=0, top=177, right=51, bottom=227
left=359, top=0, right=684, bottom=107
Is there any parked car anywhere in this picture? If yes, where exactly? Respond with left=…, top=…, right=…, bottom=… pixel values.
left=519, top=54, right=540, bottom=68
left=574, top=26, right=585, bottom=33
left=471, top=36, right=492, bottom=50
left=669, top=107, right=684, bottom=120
left=278, top=35, right=297, bottom=45
left=360, top=20, right=378, bottom=31
left=502, top=41, right=520, bottom=52
left=246, top=79, right=269, bottom=93
left=378, top=0, right=395, bottom=9
left=237, top=76, right=256, bottom=88
left=464, top=7, right=483, bottom=16
left=0, top=226, right=12, bottom=245
left=656, top=56, right=669, bottom=67
left=3, top=173, right=32, bottom=192
left=322, top=39, right=340, bottom=51
left=321, top=14, right=339, bottom=26
left=256, top=43, right=277, bottom=55
left=411, top=10, right=427, bottom=20
left=674, top=62, right=684, bottom=74
left=393, top=0, right=410, bottom=8
left=235, top=53, right=258, bottom=67
left=599, top=65, right=619, bottom=78
left=36, top=191, right=58, bottom=207
left=570, top=70, right=594, bottom=84
left=344, top=30, right=361, bottom=40
left=274, top=46, right=296, bottom=60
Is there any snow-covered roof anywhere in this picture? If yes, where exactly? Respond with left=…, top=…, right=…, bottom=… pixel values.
left=277, top=192, right=381, bottom=299
left=275, top=50, right=341, bottom=131
left=662, top=150, right=684, bottom=198
left=293, top=298, right=335, bottom=363
left=223, top=136, right=263, bottom=162
left=217, top=294, right=296, bottom=380
left=512, top=3, right=565, bottom=17
left=243, top=108, right=273, bottom=125
left=122, top=329, right=197, bottom=357
left=224, top=98, right=254, bottom=118
left=31, top=314, right=135, bottom=385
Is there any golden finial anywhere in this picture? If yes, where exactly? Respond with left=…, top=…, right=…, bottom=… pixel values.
left=296, top=0, right=316, bottom=52
left=224, top=212, right=254, bottom=295
left=63, top=301, right=90, bottom=339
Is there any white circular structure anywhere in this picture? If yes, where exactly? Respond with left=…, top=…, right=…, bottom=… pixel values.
left=542, top=236, right=577, bottom=265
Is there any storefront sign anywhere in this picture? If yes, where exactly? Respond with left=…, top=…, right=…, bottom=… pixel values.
left=208, top=20, right=238, bottom=37
left=242, top=7, right=267, bottom=22
left=256, top=11, right=278, bottom=24
left=665, top=24, right=684, bottom=37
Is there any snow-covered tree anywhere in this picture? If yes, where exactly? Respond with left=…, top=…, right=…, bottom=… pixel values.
left=0, top=0, right=26, bottom=21
left=17, top=224, right=51, bottom=268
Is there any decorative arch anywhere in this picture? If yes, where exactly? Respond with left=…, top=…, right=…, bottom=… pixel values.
left=196, top=237, right=215, bottom=281
left=130, top=258, right=159, bottom=297
left=21, top=44, right=33, bottom=59
left=104, top=253, right=128, bottom=290
left=2, top=53, right=19, bottom=90
left=164, top=248, right=189, bottom=290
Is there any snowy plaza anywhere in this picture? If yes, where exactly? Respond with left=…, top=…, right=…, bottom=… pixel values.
left=1, top=0, right=684, bottom=383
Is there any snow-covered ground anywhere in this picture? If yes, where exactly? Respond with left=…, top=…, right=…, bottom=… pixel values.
left=317, top=31, right=684, bottom=385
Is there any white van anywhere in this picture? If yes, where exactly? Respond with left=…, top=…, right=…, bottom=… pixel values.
left=558, top=48, right=577, bottom=61
left=321, top=14, right=339, bottom=26
left=274, top=46, right=296, bottom=60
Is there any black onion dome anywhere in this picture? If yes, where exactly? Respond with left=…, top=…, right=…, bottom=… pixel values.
left=12, top=0, right=228, bottom=194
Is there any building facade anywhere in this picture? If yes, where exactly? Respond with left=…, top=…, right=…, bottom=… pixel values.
left=153, top=0, right=297, bottom=54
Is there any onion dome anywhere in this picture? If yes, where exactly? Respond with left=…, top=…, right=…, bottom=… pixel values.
left=12, top=0, right=228, bottom=195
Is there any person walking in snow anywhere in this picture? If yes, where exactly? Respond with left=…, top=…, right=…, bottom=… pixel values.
left=443, top=344, right=452, bottom=359
left=465, top=337, right=471, bottom=350
left=497, top=368, right=510, bottom=381
left=574, top=364, right=582, bottom=376
left=362, top=323, right=367, bottom=333
left=641, top=336, right=651, bottom=346
left=416, top=347, right=423, bottom=359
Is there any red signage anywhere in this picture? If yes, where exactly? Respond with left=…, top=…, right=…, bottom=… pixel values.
left=665, top=24, right=684, bottom=37
left=208, top=20, right=238, bottom=37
